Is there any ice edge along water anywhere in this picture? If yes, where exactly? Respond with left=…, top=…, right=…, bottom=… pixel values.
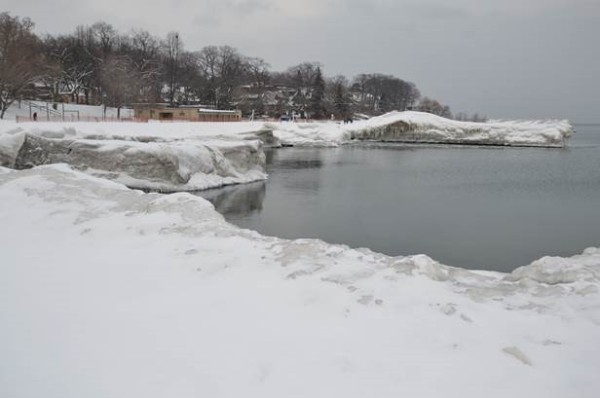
left=0, top=164, right=599, bottom=398
left=269, top=111, right=574, bottom=148
left=0, top=111, right=574, bottom=191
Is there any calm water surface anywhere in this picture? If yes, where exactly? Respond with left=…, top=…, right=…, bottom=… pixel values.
left=197, top=125, right=600, bottom=272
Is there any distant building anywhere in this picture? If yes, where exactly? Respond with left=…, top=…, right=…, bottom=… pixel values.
left=133, top=104, right=242, bottom=122
left=233, top=84, right=298, bottom=117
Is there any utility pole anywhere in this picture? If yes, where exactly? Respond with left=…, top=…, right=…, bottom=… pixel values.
left=170, top=33, right=179, bottom=106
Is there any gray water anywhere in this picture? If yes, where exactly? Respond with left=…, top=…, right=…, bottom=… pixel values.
left=198, top=125, right=600, bottom=272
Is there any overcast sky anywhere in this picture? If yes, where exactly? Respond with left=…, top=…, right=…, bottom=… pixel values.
left=4, top=0, right=600, bottom=122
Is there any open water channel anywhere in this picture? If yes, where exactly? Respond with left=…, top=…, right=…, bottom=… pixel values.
left=196, top=125, right=600, bottom=272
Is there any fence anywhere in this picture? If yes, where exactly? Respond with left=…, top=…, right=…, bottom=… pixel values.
left=15, top=114, right=322, bottom=123
left=16, top=115, right=138, bottom=123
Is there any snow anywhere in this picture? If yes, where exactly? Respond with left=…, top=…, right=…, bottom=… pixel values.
left=1, top=165, right=599, bottom=398
left=269, top=111, right=574, bottom=148
left=2, top=101, right=134, bottom=120
left=0, top=131, right=25, bottom=167
left=3, top=105, right=574, bottom=149
left=0, top=120, right=274, bottom=142
left=506, top=248, right=600, bottom=285
left=0, top=122, right=268, bottom=191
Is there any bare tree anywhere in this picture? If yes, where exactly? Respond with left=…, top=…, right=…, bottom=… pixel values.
left=196, top=45, right=219, bottom=105
left=44, top=35, right=95, bottom=103
left=418, top=97, right=452, bottom=118
left=196, top=45, right=247, bottom=109
left=349, top=74, right=420, bottom=114
left=99, top=54, right=138, bottom=118
left=238, top=56, right=270, bottom=114
left=0, top=13, right=44, bottom=118
left=128, top=29, right=162, bottom=102
left=177, top=51, right=200, bottom=104
left=91, top=22, right=117, bottom=56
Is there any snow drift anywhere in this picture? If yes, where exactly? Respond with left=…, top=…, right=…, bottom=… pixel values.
left=0, top=123, right=267, bottom=191
left=270, top=111, right=574, bottom=147
left=2, top=103, right=574, bottom=148
left=0, top=119, right=276, bottom=143
left=1, top=165, right=598, bottom=398
left=348, top=112, right=573, bottom=147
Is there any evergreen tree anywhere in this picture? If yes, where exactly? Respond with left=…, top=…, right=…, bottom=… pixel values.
left=334, top=82, right=349, bottom=118
left=309, top=66, right=325, bottom=119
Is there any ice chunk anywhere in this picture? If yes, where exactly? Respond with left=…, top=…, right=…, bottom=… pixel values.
left=1, top=133, right=266, bottom=191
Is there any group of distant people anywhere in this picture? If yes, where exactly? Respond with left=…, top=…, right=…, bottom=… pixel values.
left=330, top=114, right=354, bottom=124
left=275, top=110, right=356, bottom=124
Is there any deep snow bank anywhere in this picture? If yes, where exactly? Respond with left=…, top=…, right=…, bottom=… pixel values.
left=1, top=166, right=598, bottom=398
left=0, top=122, right=268, bottom=191
left=0, top=119, right=276, bottom=143
left=349, top=112, right=573, bottom=147
left=270, top=111, right=574, bottom=147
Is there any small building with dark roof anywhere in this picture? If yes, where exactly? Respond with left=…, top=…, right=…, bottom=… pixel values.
left=134, top=104, right=242, bottom=122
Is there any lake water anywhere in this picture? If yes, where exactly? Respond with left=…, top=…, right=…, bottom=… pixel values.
left=197, top=125, right=600, bottom=272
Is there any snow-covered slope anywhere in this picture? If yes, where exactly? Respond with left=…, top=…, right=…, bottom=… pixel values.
left=1, top=165, right=598, bottom=398
left=270, top=111, right=574, bottom=147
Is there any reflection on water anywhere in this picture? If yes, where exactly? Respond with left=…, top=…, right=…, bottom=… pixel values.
left=199, top=126, right=600, bottom=272
left=195, top=181, right=266, bottom=218
left=276, top=158, right=324, bottom=169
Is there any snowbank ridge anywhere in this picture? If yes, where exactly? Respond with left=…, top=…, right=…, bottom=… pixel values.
left=270, top=111, right=574, bottom=147
left=348, top=112, right=573, bottom=147
left=0, top=124, right=267, bottom=191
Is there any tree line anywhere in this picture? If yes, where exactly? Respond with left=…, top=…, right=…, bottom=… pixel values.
left=0, top=12, right=485, bottom=121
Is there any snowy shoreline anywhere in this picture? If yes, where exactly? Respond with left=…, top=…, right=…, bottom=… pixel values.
left=271, top=111, right=574, bottom=148
left=0, top=122, right=270, bottom=191
left=1, top=164, right=599, bottom=397
left=0, top=112, right=574, bottom=192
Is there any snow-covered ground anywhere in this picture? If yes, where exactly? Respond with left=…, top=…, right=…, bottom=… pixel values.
left=3, top=101, right=134, bottom=121
left=0, top=111, right=592, bottom=396
left=1, top=165, right=598, bottom=398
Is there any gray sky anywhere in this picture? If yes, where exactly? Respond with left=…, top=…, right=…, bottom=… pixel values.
left=4, top=0, right=600, bottom=122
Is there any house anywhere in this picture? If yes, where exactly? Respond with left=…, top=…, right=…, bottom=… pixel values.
left=233, top=84, right=299, bottom=117
left=133, top=104, right=242, bottom=122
